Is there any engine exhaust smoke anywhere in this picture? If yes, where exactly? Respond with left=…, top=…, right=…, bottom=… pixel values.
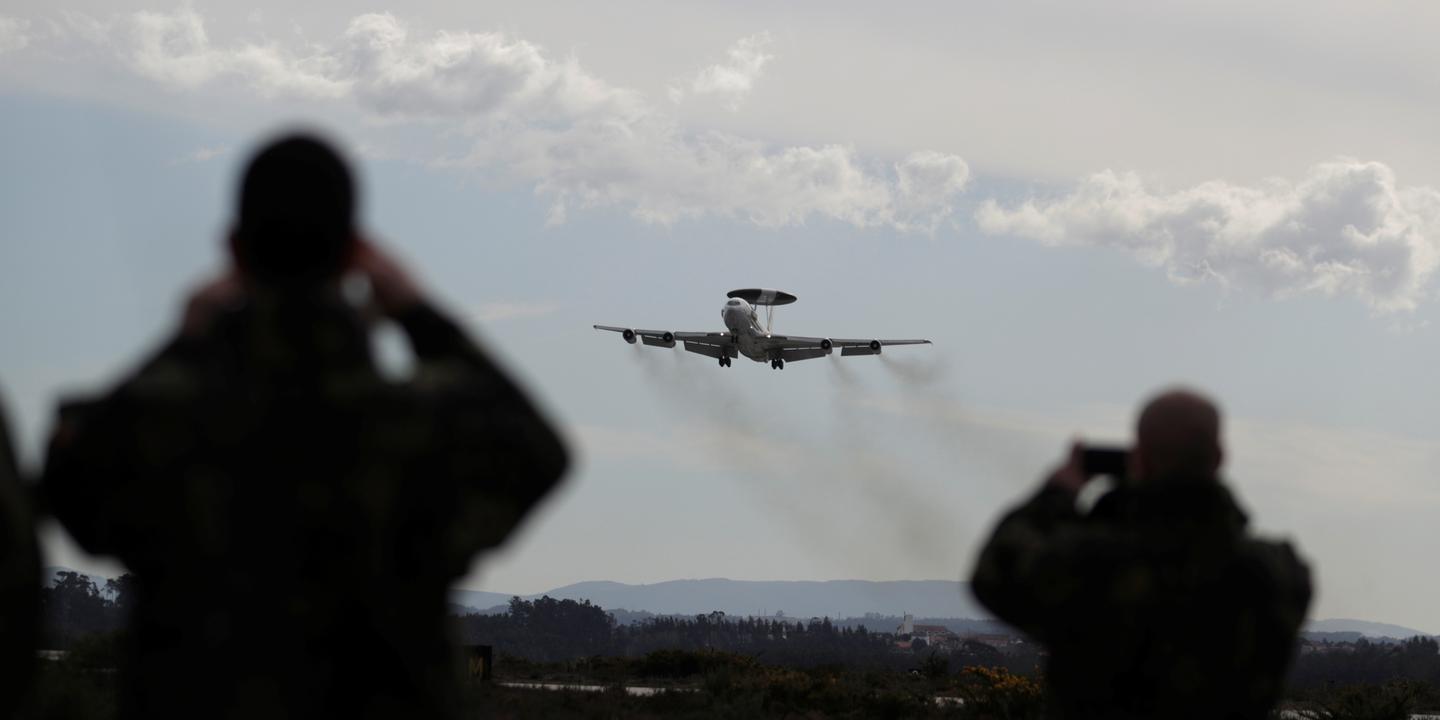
left=626, top=349, right=961, bottom=576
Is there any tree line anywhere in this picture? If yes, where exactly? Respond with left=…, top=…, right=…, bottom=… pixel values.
left=454, top=595, right=1042, bottom=674
left=454, top=595, right=1440, bottom=693
left=1288, top=636, right=1440, bottom=690
left=39, top=571, right=135, bottom=649
left=40, top=577, right=1440, bottom=696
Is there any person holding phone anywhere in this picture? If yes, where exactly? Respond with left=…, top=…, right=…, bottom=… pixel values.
left=43, top=134, right=568, bottom=719
left=970, top=389, right=1311, bottom=720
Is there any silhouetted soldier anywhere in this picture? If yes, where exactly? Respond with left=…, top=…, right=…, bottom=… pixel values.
left=971, top=389, right=1311, bottom=719
left=43, top=135, right=568, bottom=719
left=0, top=390, right=39, bottom=718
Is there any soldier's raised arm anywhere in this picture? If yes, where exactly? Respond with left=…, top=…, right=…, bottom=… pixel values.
left=970, top=442, right=1111, bottom=642
left=355, top=240, right=569, bottom=552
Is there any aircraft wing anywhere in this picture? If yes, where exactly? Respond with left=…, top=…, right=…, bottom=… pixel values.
left=673, top=331, right=731, bottom=346
left=593, top=325, right=731, bottom=349
left=766, top=334, right=933, bottom=348
left=762, top=335, right=931, bottom=349
left=756, top=334, right=931, bottom=362
left=830, top=338, right=931, bottom=348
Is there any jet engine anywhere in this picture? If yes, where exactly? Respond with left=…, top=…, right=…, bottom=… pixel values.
left=622, top=329, right=637, bottom=344
left=642, top=331, right=676, bottom=349
left=820, top=338, right=833, bottom=351
left=840, top=339, right=883, bottom=356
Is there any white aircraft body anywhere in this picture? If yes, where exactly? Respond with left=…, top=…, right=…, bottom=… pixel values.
left=594, top=288, right=931, bottom=369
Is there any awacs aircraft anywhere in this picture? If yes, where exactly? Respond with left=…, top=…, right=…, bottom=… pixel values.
left=594, top=288, right=931, bottom=369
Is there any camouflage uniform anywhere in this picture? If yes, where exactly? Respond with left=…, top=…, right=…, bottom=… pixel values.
left=971, top=480, right=1311, bottom=719
left=44, top=293, right=567, bottom=719
left=0, top=392, right=39, bottom=717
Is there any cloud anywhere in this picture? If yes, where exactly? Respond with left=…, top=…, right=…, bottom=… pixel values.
left=332, top=16, right=961, bottom=230
left=977, top=160, right=1440, bottom=312
left=126, top=6, right=346, bottom=98
left=53, top=11, right=112, bottom=45
left=339, top=13, right=641, bottom=123
left=0, top=16, right=30, bottom=53
left=676, top=32, right=773, bottom=111
left=21, top=8, right=967, bottom=233
left=478, top=126, right=969, bottom=230
left=894, top=151, right=972, bottom=230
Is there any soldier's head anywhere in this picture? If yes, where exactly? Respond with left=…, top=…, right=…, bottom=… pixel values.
left=1132, top=388, right=1223, bottom=485
left=231, top=134, right=356, bottom=290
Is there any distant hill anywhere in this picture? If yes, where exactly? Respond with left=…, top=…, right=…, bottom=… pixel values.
left=1304, top=618, right=1432, bottom=640
left=449, top=590, right=517, bottom=613
left=52, top=567, right=1436, bottom=641
left=1302, top=631, right=1366, bottom=644
left=452, top=579, right=989, bottom=619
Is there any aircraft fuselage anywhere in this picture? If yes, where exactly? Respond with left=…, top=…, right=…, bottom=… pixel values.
left=721, top=297, right=777, bottom=363
left=594, top=287, right=930, bottom=370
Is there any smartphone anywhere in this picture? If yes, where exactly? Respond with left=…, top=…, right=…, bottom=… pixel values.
left=1082, top=446, right=1129, bottom=478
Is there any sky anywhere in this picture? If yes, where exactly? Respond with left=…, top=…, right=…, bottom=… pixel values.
left=2, top=1, right=1440, bottom=633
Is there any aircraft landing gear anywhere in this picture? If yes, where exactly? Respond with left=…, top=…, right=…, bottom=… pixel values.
left=718, top=356, right=731, bottom=367
left=770, top=358, right=785, bottom=370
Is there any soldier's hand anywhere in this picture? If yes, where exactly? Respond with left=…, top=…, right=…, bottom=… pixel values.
left=182, top=272, right=245, bottom=337
left=352, top=239, right=422, bottom=317
left=1046, top=441, right=1087, bottom=495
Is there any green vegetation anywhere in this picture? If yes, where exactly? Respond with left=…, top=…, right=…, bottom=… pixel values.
left=22, top=589, right=1440, bottom=718
left=20, top=641, right=1440, bottom=719
left=468, top=650, right=1041, bottom=719
left=1285, top=680, right=1440, bottom=720
left=1292, top=637, right=1440, bottom=687
left=456, top=596, right=1043, bottom=674
left=20, top=637, right=121, bottom=720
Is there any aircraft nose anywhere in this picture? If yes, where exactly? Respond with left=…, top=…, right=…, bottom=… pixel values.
left=722, top=302, right=743, bottom=326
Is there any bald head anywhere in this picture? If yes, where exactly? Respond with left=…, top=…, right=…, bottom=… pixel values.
left=1134, top=388, right=1223, bottom=484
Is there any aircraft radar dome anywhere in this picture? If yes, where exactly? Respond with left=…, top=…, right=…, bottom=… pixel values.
left=726, top=288, right=798, bottom=306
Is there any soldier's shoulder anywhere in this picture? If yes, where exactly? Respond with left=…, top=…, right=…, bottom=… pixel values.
left=97, top=332, right=229, bottom=402
left=124, top=354, right=204, bottom=400
left=52, top=346, right=204, bottom=424
left=1236, top=535, right=1313, bottom=596
left=1241, top=535, right=1308, bottom=568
